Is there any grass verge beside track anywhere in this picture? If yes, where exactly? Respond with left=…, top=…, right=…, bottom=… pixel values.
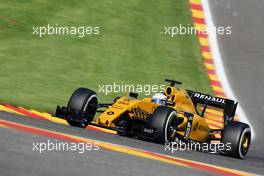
left=0, top=0, right=211, bottom=112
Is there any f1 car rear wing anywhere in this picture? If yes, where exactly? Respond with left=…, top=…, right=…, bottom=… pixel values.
left=186, top=90, right=238, bottom=126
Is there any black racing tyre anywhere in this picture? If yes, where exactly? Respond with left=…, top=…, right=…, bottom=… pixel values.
left=148, top=106, right=178, bottom=144
left=221, top=121, right=251, bottom=159
left=67, top=88, right=98, bottom=128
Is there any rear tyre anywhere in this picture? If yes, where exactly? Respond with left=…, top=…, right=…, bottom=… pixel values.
left=148, top=106, right=178, bottom=144
left=67, top=88, right=98, bottom=128
left=221, top=121, right=251, bottom=159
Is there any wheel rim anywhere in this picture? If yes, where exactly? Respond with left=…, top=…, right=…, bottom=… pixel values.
left=83, top=95, right=98, bottom=121
left=165, top=111, right=178, bottom=143
left=241, top=132, right=250, bottom=155
left=239, top=128, right=251, bottom=158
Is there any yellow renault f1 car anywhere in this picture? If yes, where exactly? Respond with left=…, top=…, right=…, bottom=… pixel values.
left=55, top=79, right=251, bottom=159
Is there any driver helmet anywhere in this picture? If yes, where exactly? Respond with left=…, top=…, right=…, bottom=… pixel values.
left=152, top=93, right=167, bottom=105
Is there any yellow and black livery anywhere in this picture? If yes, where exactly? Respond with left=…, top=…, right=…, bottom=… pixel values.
left=56, top=79, right=251, bottom=159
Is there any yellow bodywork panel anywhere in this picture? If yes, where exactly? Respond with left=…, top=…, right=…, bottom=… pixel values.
left=176, top=112, right=210, bottom=142
left=189, top=114, right=210, bottom=142
left=165, top=86, right=197, bottom=114
left=96, top=97, right=158, bottom=127
left=96, top=86, right=212, bottom=142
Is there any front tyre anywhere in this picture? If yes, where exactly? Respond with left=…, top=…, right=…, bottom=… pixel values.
left=148, top=106, right=178, bottom=144
left=67, top=88, right=98, bottom=128
left=221, top=121, right=251, bottom=159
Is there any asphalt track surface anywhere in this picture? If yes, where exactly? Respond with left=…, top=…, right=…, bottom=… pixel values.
left=0, top=114, right=200, bottom=176
left=209, top=0, right=264, bottom=152
left=0, top=111, right=263, bottom=175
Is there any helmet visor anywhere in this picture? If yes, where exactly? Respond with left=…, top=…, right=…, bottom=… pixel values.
left=152, top=98, right=166, bottom=105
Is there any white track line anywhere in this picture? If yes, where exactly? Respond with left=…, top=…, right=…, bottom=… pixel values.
left=201, top=0, right=255, bottom=138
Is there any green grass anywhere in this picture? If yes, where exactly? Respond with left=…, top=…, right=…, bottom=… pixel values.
left=0, top=0, right=211, bottom=113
